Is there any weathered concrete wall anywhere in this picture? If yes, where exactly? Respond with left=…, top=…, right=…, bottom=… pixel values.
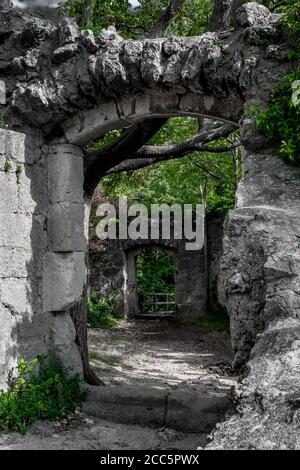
left=89, top=237, right=125, bottom=316
left=0, top=129, right=84, bottom=389
left=175, top=241, right=207, bottom=317
left=0, top=128, right=47, bottom=389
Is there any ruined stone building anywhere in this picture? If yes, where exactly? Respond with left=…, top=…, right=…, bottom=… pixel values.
left=1, top=2, right=300, bottom=448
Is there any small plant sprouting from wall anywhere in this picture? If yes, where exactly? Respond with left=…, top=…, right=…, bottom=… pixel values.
left=4, top=161, right=12, bottom=172
left=247, top=0, right=300, bottom=165
left=0, top=352, right=85, bottom=434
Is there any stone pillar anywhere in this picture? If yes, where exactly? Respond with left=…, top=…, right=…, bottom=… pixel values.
left=44, top=142, right=86, bottom=375
left=124, top=249, right=139, bottom=318
left=176, top=243, right=207, bottom=317
left=0, top=131, right=87, bottom=389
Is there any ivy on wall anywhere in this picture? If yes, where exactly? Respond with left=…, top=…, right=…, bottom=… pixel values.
left=251, top=72, right=300, bottom=163
left=252, top=1, right=300, bottom=163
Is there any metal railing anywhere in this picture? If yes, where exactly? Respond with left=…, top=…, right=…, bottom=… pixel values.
left=139, top=292, right=176, bottom=315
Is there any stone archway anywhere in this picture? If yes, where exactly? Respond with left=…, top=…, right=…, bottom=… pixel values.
left=89, top=230, right=208, bottom=319
left=1, top=3, right=300, bottom=448
left=124, top=239, right=207, bottom=318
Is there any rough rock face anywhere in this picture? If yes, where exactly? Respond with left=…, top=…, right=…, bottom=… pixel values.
left=0, top=3, right=290, bottom=137
left=207, top=134, right=300, bottom=449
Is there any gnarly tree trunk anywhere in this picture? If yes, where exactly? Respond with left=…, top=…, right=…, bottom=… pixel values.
left=208, top=0, right=244, bottom=31
left=149, top=0, right=188, bottom=38
left=80, top=0, right=96, bottom=28
left=69, top=281, right=103, bottom=385
left=69, top=202, right=104, bottom=385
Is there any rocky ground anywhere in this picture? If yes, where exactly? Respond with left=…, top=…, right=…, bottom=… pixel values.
left=0, top=319, right=238, bottom=450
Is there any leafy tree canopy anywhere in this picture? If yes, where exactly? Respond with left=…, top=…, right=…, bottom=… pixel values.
left=99, top=118, right=239, bottom=216
left=59, top=0, right=213, bottom=38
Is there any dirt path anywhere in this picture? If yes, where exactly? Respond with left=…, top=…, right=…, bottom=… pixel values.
left=0, top=320, right=238, bottom=450
left=89, top=319, right=235, bottom=388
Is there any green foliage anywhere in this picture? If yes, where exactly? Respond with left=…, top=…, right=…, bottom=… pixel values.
left=92, top=129, right=123, bottom=152
left=59, top=0, right=136, bottom=37
left=137, top=250, right=175, bottom=293
left=59, top=0, right=213, bottom=38
left=101, top=118, right=239, bottom=216
left=249, top=71, right=300, bottom=163
left=249, top=1, right=300, bottom=164
left=137, top=0, right=213, bottom=37
left=87, top=295, right=120, bottom=328
left=0, top=353, right=84, bottom=434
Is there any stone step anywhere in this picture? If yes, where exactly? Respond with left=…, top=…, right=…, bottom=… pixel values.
left=83, top=385, right=232, bottom=433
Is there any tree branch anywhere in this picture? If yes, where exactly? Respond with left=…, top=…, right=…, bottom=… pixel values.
left=84, top=118, right=167, bottom=197
left=188, top=157, right=221, bottom=181
left=136, top=123, right=238, bottom=158
left=106, top=123, right=239, bottom=175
